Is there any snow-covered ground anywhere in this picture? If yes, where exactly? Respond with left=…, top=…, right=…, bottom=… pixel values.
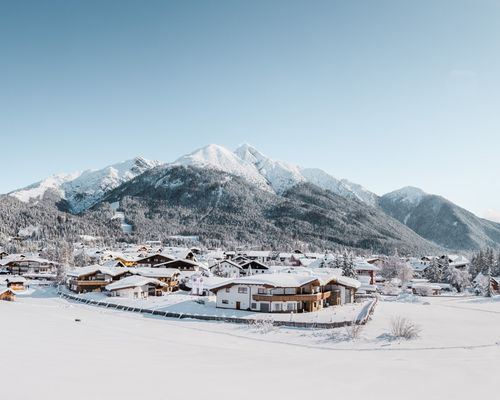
left=1, top=289, right=499, bottom=399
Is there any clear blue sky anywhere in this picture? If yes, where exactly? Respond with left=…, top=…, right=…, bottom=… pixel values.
left=1, top=0, right=500, bottom=220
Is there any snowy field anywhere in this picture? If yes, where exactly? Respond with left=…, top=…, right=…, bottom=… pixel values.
left=1, top=289, right=499, bottom=400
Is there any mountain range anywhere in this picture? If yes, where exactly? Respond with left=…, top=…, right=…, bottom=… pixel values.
left=3, top=144, right=499, bottom=253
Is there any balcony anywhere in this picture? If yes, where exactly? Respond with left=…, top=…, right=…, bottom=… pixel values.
left=252, top=291, right=331, bottom=302
left=76, top=280, right=109, bottom=286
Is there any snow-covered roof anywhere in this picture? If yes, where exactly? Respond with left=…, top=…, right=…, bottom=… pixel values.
left=211, top=274, right=319, bottom=290
left=66, top=265, right=133, bottom=278
left=210, top=272, right=361, bottom=291
left=0, top=287, right=15, bottom=296
left=412, top=283, right=442, bottom=290
left=354, top=260, right=380, bottom=271
left=105, top=276, right=165, bottom=291
left=0, top=253, right=56, bottom=266
left=209, top=260, right=242, bottom=270
left=6, top=276, right=27, bottom=283
left=135, top=268, right=180, bottom=279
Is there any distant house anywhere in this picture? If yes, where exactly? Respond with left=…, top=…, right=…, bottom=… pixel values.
left=412, top=283, right=442, bottom=296
left=66, top=266, right=133, bottom=293
left=440, top=255, right=470, bottom=269
left=6, top=276, right=26, bottom=291
left=232, top=256, right=250, bottom=265
left=135, top=254, right=175, bottom=268
left=105, top=276, right=166, bottom=299
left=236, top=251, right=272, bottom=263
left=240, top=260, right=269, bottom=276
left=209, top=260, right=243, bottom=278
left=354, top=260, right=379, bottom=285
left=135, top=268, right=180, bottom=292
left=156, top=259, right=199, bottom=272
left=0, top=288, right=16, bottom=301
left=0, top=254, right=57, bottom=279
left=210, top=273, right=360, bottom=313
left=0, top=250, right=8, bottom=260
left=492, top=277, right=500, bottom=294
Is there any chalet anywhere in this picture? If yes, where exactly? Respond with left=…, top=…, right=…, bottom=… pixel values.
left=436, top=255, right=470, bottom=269
left=105, top=276, right=166, bottom=299
left=0, top=254, right=57, bottom=278
left=135, top=268, right=180, bottom=292
left=236, top=251, right=272, bottom=263
left=354, top=260, right=379, bottom=285
left=114, top=255, right=140, bottom=267
left=135, top=254, right=175, bottom=268
left=6, top=276, right=26, bottom=291
left=239, top=260, right=269, bottom=276
left=412, top=283, right=442, bottom=296
left=210, top=273, right=360, bottom=313
left=232, top=256, right=250, bottom=265
left=209, top=260, right=243, bottom=278
left=0, top=288, right=16, bottom=301
left=66, top=266, right=134, bottom=293
left=156, top=259, right=199, bottom=272
left=492, top=277, right=500, bottom=294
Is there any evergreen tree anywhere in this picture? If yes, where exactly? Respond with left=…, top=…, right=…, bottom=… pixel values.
left=341, top=251, right=357, bottom=278
left=424, top=258, right=443, bottom=283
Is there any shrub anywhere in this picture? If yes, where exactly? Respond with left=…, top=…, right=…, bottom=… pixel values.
left=251, top=319, right=277, bottom=334
left=345, top=321, right=364, bottom=340
left=390, top=316, right=421, bottom=340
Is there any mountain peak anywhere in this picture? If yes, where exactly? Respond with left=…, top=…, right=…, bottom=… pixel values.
left=384, top=186, right=427, bottom=204
left=174, top=144, right=272, bottom=191
left=10, top=156, right=161, bottom=213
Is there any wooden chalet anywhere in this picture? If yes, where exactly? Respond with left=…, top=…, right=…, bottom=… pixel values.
left=105, top=276, right=166, bottom=299
left=0, top=288, right=16, bottom=301
left=6, top=277, right=26, bottom=291
left=66, top=266, right=134, bottom=293
left=135, top=254, right=175, bottom=268
left=239, top=260, right=269, bottom=276
left=210, top=273, right=360, bottom=313
left=135, top=268, right=180, bottom=292
left=156, top=259, right=199, bottom=272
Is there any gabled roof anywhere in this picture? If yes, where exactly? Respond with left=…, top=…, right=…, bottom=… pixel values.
left=105, top=276, right=166, bottom=291
left=209, top=260, right=242, bottom=270
left=135, top=268, right=180, bottom=279
left=6, top=276, right=27, bottom=284
left=0, top=287, right=15, bottom=296
left=210, top=274, right=320, bottom=292
left=156, top=258, right=199, bottom=268
left=240, top=260, right=269, bottom=269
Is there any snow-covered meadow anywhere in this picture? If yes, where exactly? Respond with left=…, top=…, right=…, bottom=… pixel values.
left=1, top=288, right=499, bottom=399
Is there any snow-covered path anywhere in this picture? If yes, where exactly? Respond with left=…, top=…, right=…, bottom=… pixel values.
left=1, top=293, right=499, bottom=399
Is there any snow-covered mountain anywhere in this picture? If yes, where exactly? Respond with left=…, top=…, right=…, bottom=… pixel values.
left=379, top=186, right=500, bottom=250
left=173, top=144, right=271, bottom=191
left=10, top=157, right=161, bottom=213
left=382, top=186, right=427, bottom=206
left=174, top=144, right=378, bottom=205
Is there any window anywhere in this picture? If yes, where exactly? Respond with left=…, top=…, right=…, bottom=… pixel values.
left=251, top=303, right=257, bottom=309
left=237, top=287, right=248, bottom=294
left=221, top=300, right=228, bottom=304
left=258, top=288, right=267, bottom=295
left=225, top=288, right=230, bottom=293
left=286, top=303, right=295, bottom=311
left=274, top=303, right=282, bottom=311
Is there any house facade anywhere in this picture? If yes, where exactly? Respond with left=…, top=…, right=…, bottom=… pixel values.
left=66, top=266, right=133, bottom=293
left=105, top=276, right=165, bottom=299
left=209, top=260, right=242, bottom=278
left=210, top=274, right=360, bottom=313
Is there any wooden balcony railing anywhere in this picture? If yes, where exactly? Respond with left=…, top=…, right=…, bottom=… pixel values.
left=252, top=291, right=331, bottom=302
